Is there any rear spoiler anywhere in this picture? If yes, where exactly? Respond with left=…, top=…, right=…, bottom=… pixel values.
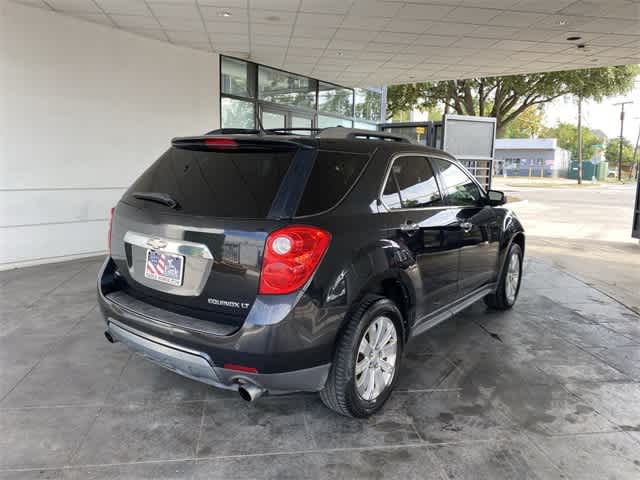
left=171, top=135, right=308, bottom=152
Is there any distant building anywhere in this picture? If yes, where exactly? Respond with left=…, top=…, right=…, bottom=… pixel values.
left=494, top=138, right=571, bottom=178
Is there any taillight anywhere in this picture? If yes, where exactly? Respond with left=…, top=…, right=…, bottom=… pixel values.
left=259, top=226, right=331, bottom=295
left=204, top=137, right=237, bottom=149
left=107, top=207, right=115, bottom=255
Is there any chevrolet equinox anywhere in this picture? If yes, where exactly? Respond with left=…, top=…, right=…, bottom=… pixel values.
left=98, top=127, right=525, bottom=418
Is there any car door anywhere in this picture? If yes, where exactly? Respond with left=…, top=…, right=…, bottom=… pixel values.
left=379, top=154, right=460, bottom=322
left=432, top=157, right=500, bottom=297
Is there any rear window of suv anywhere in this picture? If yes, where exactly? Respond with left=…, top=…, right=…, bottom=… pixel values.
left=296, top=150, right=370, bottom=216
left=123, top=147, right=295, bottom=218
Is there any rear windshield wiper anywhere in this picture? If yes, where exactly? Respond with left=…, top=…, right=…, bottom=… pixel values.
left=132, top=192, right=180, bottom=209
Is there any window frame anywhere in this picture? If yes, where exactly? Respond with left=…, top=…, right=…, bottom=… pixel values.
left=219, top=55, right=385, bottom=131
left=377, top=152, right=446, bottom=212
left=431, top=157, right=488, bottom=208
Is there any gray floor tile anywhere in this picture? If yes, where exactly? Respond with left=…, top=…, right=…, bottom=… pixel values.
left=531, top=346, right=631, bottom=383
left=106, top=357, right=207, bottom=406
left=0, top=469, right=62, bottom=480
left=429, top=434, right=565, bottom=480
left=404, top=389, right=517, bottom=444
left=564, top=382, right=640, bottom=431
left=447, top=349, right=557, bottom=389
left=197, top=397, right=314, bottom=457
left=397, top=353, right=463, bottom=391
left=71, top=402, right=202, bottom=465
left=532, top=432, right=640, bottom=480
left=0, top=406, right=99, bottom=469
left=61, top=461, right=195, bottom=479
left=193, top=447, right=446, bottom=480
left=588, top=346, right=640, bottom=381
left=304, top=394, right=421, bottom=450
left=489, top=383, right=618, bottom=436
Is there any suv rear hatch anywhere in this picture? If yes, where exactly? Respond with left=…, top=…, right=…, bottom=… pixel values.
left=109, top=135, right=313, bottom=327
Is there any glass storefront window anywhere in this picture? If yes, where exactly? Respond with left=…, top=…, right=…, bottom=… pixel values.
left=221, top=97, right=255, bottom=129
left=258, top=66, right=316, bottom=109
left=221, top=57, right=251, bottom=97
left=318, top=116, right=353, bottom=129
left=318, top=82, right=353, bottom=118
left=355, top=88, right=382, bottom=122
left=354, top=121, right=377, bottom=131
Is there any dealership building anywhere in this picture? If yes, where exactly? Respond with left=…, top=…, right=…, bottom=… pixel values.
left=2, top=0, right=639, bottom=268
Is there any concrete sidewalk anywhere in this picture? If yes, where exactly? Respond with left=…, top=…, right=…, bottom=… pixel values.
left=496, top=180, right=639, bottom=314
left=1, top=256, right=639, bottom=479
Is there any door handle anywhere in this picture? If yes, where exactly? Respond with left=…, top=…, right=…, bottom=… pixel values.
left=459, top=221, right=473, bottom=233
left=400, top=221, right=419, bottom=233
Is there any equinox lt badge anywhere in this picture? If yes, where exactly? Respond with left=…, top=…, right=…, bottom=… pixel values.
left=208, top=298, right=250, bottom=309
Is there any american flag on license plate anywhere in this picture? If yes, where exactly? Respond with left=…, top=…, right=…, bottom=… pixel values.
left=147, top=251, right=167, bottom=275
left=146, top=250, right=182, bottom=281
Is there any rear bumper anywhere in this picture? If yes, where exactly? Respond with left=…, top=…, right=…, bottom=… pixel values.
left=106, top=319, right=330, bottom=393
left=97, top=258, right=336, bottom=393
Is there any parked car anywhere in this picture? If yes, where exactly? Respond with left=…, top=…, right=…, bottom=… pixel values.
left=98, top=127, right=525, bottom=417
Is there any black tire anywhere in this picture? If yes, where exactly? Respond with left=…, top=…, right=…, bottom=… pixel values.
left=484, top=243, right=523, bottom=310
left=319, top=295, right=404, bottom=418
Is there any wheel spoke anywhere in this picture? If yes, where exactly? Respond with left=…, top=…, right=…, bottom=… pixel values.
left=364, top=367, right=376, bottom=399
left=374, top=368, right=385, bottom=397
left=381, top=342, right=396, bottom=358
left=358, top=336, right=371, bottom=356
left=379, top=358, right=394, bottom=373
left=355, top=357, right=369, bottom=375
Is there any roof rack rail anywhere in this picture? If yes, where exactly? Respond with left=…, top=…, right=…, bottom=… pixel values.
left=316, top=127, right=410, bottom=143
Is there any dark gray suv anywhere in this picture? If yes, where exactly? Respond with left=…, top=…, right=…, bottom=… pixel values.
left=98, top=128, right=524, bottom=417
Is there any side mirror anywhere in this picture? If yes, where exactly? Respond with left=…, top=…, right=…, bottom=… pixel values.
left=487, top=190, right=506, bottom=206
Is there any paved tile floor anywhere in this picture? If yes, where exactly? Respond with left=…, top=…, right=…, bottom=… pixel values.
left=1, top=256, right=639, bottom=479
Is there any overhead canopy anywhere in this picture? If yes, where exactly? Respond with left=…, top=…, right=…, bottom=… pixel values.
left=19, top=0, right=640, bottom=86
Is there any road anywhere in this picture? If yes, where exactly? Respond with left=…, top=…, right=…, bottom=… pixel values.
left=493, top=179, right=640, bottom=313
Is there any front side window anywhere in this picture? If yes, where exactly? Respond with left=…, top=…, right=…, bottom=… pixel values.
left=434, top=159, right=483, bottom=207
left=381, top=156, right=443, bottom=210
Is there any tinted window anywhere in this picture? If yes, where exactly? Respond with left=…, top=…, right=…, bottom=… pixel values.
left=381, top=156, right=443, bottom=209
left=296, top=151, right=370, bottom=216
left=123, top=147, right=294, bottom=218
left=435, top=159, right=483, bottom=206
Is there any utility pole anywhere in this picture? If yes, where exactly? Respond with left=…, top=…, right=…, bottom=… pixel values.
left=613, top=101, right=633, bottom=181
left=577, top=96, right=583, bottom=185
left=633, top=118, right=640, bottom=180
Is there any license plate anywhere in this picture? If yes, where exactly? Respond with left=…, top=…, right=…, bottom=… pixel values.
left=144, top=249, right=184, bottom=286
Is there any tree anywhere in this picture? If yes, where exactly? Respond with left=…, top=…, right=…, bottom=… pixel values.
left=386, top=65, right=639, bottom=135
left=542, top=122, right=604, bottom=161
left=605, top=138, right=634, bottom=167
left=499, top=106, right=545, bottom=138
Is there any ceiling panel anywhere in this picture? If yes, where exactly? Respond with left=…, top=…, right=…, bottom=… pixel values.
left=14, top=0, right=639, bottom=87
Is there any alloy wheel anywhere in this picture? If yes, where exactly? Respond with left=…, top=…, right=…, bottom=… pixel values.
left=355, top=316, right=398, bottom=401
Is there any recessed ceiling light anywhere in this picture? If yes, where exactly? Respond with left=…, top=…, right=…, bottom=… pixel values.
left=566, top=36, right=582, bottom=41
left=218, top=11, right=232, bottom=18
left=577, top=44, right=586, bottom=50
left=266, top=15, right=280, bottom=22
left=591, top=58, right=598, bottom=62
left=337, top=51, right=343, bottom=56
left=557, top=19, right=568, bottom=26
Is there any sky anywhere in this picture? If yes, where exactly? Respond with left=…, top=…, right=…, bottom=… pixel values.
left=541, top=77, right=640, bottom=145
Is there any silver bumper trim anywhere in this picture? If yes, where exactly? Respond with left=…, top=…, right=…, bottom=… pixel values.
left=107, top=319, right=233, bottom=390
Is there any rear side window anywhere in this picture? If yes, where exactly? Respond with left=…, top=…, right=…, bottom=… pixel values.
left=434, top=159, right=483, bottom=207
left=381, top=155, right=443, bottom=209
left=123, top=147, right=295, bottom=218
left=296, top=150, right=370, bottom=216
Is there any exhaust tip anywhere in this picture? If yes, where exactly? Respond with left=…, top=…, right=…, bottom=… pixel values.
left=238, top=384, right=264, bottom=402
left=104, top=331, right=115, bottom=343
left=238, top=387, right=252, bottom=402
